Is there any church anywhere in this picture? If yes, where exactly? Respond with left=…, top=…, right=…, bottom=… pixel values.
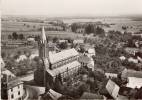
left=34, top=26, right=81, bottom=87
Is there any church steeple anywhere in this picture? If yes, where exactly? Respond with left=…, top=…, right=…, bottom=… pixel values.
left=38, top=26, right=48, bottom=59
left=38, top=26, right=49, bottom=89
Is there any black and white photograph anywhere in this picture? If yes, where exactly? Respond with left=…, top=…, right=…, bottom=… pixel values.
left=1, top=0, right=142, bottom=99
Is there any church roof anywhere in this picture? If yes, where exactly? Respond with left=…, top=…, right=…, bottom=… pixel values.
left=49, top=48, right=79, bottom=64
left=46, top=61, right=81, bottom=77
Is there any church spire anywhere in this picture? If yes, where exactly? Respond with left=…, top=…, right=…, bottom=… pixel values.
left=38, top=26, right=47, bottom=58
left=41, top=26, right=47, bottom=44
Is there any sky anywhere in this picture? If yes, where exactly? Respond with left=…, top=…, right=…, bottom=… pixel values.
left=1, top=0, right=142, bottom=16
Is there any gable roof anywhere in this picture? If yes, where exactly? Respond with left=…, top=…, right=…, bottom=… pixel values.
left=105, top=73, right=118, bottom=78
left=49, top=48, right=79, bottom=64
left=121, top=69, right=142, bottom=78
left=46, top=61, right=81, bottom=77
left=2, top=69, right=16, bottom=77
left=73, top=39, right=84, bottom=44
left=0, top=57, right=5, bottom=68
left=7, top=77, right=23, bottom=89
left=16, top=55, right=27, bottom=62
left=106, top=80, right=120, bottom=99
left=80, top=92, right=104, bottom=99
left=88, top=48, right=95, bottom=54
left=48, top=89, right=62, bottom=100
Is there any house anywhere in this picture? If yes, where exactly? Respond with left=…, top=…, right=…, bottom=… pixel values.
left=1, top=66, right=24, bottom=100
left=78, top=55, right=94, bottom=71
left=127, top=77, right=142, bottom=88
left=2, top=68, right=16, bottom=78
left=132, top=33, right=142, bottom=38
left=87, top=48, right=96, bottom=57
left=16, top=55, right=27, bottom=63
left=125, top=47, right=139, bottom=56
left=82, top=44, right=96, bottom=57
left=27, top=37, right=35, bottom=42
left=4, top=41, right=27, bottom=47
left=1, top=76, right=24, bottom=100
left=1, top=57, right=5, bottom=68
left=47, top=89, right=62, bottom=100
left=58, top=40, right=67, bottom=43
left=105, top=73, right=118, bottom=79
left=121, top=69, right=142, bottom=88
left=119, top=56, right=126, bottom=61
left=106, top=80, right=120, bottom=99
left=26, top=85, right=45, bottom=99
left=29, top=53, right=39, bottom=60
left=80, top=92, right=106, bottom=100
left=73, top=39, right=84, bottom=44
left=128, top=57, right=138, bottom=63
left=121, top=69, right=142, bottom=79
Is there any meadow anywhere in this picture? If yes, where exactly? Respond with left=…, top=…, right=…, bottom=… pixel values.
left=2, top=20, right=84, bottom=40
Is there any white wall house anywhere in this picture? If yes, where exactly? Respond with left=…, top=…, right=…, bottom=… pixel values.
left=127, top=77, right=142, bottom=88
left=88, top=48, right=96, bottom=57
left=1, top=74, right=24, bottom=100
left=7, top=80, right=24, bottom=100
left=16, top=55, right=27, bottom=63
left=1, top=57, right=5, bottom=68
left=105, top=73, right=118, bottom=79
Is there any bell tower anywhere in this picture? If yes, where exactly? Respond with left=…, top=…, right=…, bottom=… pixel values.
left=38, top=26, right=48, bottom=59
left=38, top=26, right=49, bottom=88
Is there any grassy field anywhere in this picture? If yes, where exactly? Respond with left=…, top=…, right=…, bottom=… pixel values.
left=2, top=21, right=44, bottom=32
left=2, top=20, right=84, bottom=40
left=2, top=31, right=84, bottom=40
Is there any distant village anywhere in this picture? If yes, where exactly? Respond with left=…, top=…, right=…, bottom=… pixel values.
left=1, top=18, right=142, bottom=100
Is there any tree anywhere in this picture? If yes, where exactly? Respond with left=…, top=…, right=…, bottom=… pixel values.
left=71, top=23, right=78, bottom=33
left=62, top=25, right=66, bottom=31
left=17, top=51, right=21, bottom=56
left=12, top=32, right=18, bottom=40
left=18, top=34, right=24, bottom=40
left=122, top=32, right=132, bottom=42
left=35, top=35, right=40, bottom=41
left=122, top=26, right=127, bottom=30
left=53, top=37, right=58, bottom=43
left=85, top=24, right=95, bottom=34
left=135, top=87, right=142, bottom=99
left=8, top=35, right=12, bottom=39
left=54, top=75, right=64, bottom=92
left=1, top=52, right=6, bottom=58
left=59, top=42, right=68, bottom=49
left=95, top=26, right=105, bottom=36
left=67, top=38, right=73, bottom=43
left=79, top=46, right=85, bottom=53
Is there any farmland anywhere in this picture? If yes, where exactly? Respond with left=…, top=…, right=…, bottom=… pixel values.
left=1, top=20, right=84, bottom=40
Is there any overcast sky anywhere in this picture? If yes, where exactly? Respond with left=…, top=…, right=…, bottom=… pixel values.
left=2, top=0, right=142, bottom=16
